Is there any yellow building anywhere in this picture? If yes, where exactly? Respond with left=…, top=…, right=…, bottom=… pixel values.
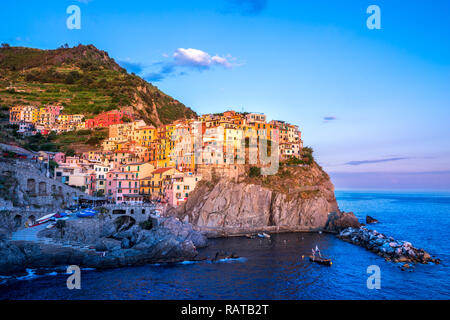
left=135, top=126, right=157, bottom=147
left=57, top=114, right=70, bottom=123
left=10, top=106, right=39, bottom=124
left=156, top=125, right=176, bottom=168
left=224, top=127, right=245, bottom=164
left=120, top=162, right=155, bottom=179
left=140, top=167, right=179, bottom=198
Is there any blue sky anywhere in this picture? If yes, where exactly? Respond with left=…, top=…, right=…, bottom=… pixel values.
left=1, top=0, right=450, bottom=189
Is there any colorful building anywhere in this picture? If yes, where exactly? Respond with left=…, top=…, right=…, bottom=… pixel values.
left=106, top=171, right=141, bottom=204
left=85, top=110, right=134, bottom=128
left=165, top=172, right=202, bottom=207
left=139, top=167, right=180, bottom=199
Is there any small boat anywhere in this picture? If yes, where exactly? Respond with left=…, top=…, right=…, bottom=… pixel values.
left=51, top=212, right=68, bottom=221
left=257, top=232, right=271, bottom=239
left=76, top=209, right=97, bottom=218
left=309, top=255, right=332, bottom=266
left=29, top=213, right=56, bottom=227
left=46, top=223, right=56, bottom=229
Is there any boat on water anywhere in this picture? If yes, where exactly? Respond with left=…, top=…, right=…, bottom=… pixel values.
left=257, top=232, right=271, bottom=239
left=76, top=209, right=97, bottom=218
left=309, top=255, right=332, bottom=266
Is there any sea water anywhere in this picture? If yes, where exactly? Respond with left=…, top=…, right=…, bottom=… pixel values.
left=0, top=190, right=449, bottom=300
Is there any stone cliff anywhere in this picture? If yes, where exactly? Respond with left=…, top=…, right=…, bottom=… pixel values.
left=172, top=162, right=344, bottom=237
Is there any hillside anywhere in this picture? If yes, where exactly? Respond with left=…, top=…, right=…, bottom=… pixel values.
left=0, top=44, right=196, bottom=126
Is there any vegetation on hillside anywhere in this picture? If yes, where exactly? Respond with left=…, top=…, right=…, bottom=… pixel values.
left=244, top=146, right=325, bottom=198
left=22, top=128, right=108, bottom=153
left=0, top=44, right=197, bottom=125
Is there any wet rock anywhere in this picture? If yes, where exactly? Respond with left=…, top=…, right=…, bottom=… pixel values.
left=211, top=250, right=240, bottom=262
left=366, top=216, right=379, bottom=224
left=94, top=239, right=108, bottom=252
left=0, top=240, right=26, bottom=275
left=2, top=214, right=209, bottom=274
left=337, top=227, right=439, bottom=265
left=121, top=238, right=131, bottom=249
left=325, top=211, right=361, bottom=233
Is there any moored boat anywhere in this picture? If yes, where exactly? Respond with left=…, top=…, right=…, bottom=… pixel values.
left=309, top=255, right=332, bottom=266
left=257, top=232, right=271, bottom=239
left=76, top=209, right=97, bottom=218
left=36, top=213, right=56, bottom=225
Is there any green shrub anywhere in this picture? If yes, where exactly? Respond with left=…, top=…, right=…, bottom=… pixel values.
left=249, top=166, right=261, bottom=177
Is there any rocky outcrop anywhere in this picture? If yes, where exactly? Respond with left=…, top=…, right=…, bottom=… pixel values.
left=325, top=211, right=361, bottom=233
left=0, top=239, right=26, bottom=275
left=338, top=227, right=440, bottom=265
left=366, top=216, right=379, bottom=224
left=173, top=163, right=341, bottom=236
left=0, top=215, right=207, bottom=276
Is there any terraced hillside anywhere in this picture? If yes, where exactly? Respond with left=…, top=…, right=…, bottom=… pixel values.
left=0, top=44, right=196, bottom=126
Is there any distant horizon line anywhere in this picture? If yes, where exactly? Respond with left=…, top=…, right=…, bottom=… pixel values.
left=328, top=170, right=450, bottom=175
left=334, top=188, right=450, bottom=193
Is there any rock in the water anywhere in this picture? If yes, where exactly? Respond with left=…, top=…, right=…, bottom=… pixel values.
left=325, top=211, right=361, bottom=233
left=366, top=216, right=379, bottom=224
left=0, top=240, right=26, bottom=275
left=1, top=213, right=209, bottom=275
left=337, top=227, right=439, bottom=265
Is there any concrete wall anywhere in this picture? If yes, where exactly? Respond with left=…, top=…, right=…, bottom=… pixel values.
left=101, top=204, right=155, bottom=222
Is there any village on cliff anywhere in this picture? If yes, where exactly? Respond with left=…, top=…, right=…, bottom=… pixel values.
left=8, top=105, right=303, bottom=207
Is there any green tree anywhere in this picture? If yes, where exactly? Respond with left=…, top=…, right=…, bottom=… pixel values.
left=249, top=166, right=261, bottom=177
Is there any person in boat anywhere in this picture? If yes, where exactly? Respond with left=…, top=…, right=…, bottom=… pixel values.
left=312, top=245, right=322, bottom=258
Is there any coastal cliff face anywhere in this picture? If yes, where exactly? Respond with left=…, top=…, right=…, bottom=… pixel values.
left=173, top=163, right=341, bottom=236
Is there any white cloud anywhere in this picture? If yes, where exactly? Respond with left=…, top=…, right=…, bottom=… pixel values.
left=211, top=55, right=233, bottom=68
left=142, top=48, right=238, bottom=82
left=173, top=48, right=234, bottom=69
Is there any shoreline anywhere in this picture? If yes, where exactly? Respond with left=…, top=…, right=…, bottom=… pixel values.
left=1, top=223, right=440, bottom=282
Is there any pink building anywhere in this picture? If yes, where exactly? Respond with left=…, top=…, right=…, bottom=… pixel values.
left=54, top=152, right=66, bottom=164
left=106, top=171, right=142, bottom=204
left=86, top=173, right=97, bottom=196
